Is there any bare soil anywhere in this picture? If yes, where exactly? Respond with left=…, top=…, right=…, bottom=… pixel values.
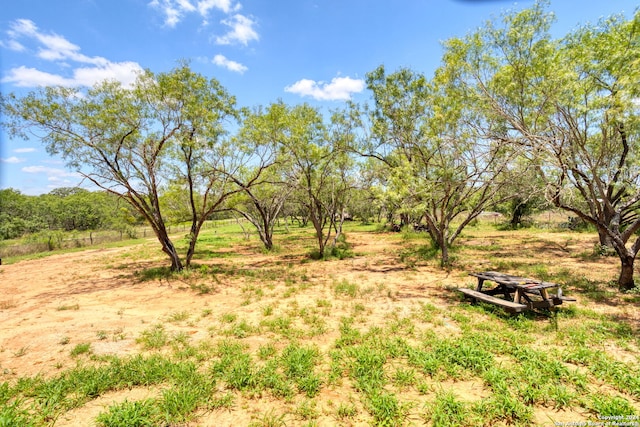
left=0, top=228, right=637, bottom=426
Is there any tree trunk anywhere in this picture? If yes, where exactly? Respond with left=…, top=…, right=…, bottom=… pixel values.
left=425, top=218, right=449, bottom=267
left=618, top=255, right=636, bottom=291
left=400, top=213, right=410, bottom=227
left=185, top=221, right=203, bottom=268
left=598, top=228, right=614, bottom=248
left=510, top=202, right=525, bottom=228
left=262, top=233, right=273, bottom=251
left=440, top=242, right=449, bottom=267
left=161, top=235, right=183, bottom=271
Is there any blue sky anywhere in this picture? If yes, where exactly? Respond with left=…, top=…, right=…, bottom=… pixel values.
left=1, top=0, right=637, bottom=195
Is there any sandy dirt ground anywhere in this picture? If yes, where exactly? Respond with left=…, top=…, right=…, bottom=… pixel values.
left=0, top=230, right=637, bottom=426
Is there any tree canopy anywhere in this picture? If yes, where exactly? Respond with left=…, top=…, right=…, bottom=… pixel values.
left=2, top=2, right=638, bottom=289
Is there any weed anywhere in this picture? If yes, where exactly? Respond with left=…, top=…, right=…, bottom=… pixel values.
left=95, top=399, right=159, bottom=427
left=56, top=303, right=79, bottom=311
left=348, top=345, right=387, bottom=393
left=366, top=391, right=408, bottom=427
left=134, top=266, right=174, bottom=282
left=0, top=400, right=32, bottom=427
left=170, top=331, right=191, bottom=347
left=70, top=343, right=91, bottom=357
left=208, top=392, right=235, bottom=410
left=336, top=402, right=358, bottom=419
left=315, top=299, right=331, bottom=308
left=334, top=279, right=359, bottom=298
left=59, top=336, right=70, bottom=345
left=473, top=391, right=532, bottom=425
left=159, top=386, right=202, bottom=423
left=281, top=343, right=322, bottom=397
left=392, top=367, right=417, bottom=389
left=590, top=394, right=637, bottom=417
left=257, top=343, right=277, bottom=360
left=226, top=319, right=256, bottom=338
left=249, top=409, right=286, bottom=427
left=220, top=312, right=238, bottom=323
left=166, top=311, right=189, bottom=323
left=96, top=330, right=108, bottom=340
left=424, top=390, right=469, bottom=426
left=13, top=346, right=28, bottom=357
left=295, top=399, right=319, bottom=420
left=137, top=324, right=168, bottom=349
left=112, top=327, right=126, bottom=341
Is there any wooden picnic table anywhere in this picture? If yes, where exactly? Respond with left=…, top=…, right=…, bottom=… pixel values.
left=458, top=271, right=575, bottom=314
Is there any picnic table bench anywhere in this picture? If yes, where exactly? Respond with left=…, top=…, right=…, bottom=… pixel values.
left=458, top=271, right=575, bottom=314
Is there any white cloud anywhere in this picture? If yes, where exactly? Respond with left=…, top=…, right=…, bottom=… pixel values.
left=212, top=54, right=247, bottom=73
left=2, top=66, right=74, bottom=87
left=149, top=0, right=185, bottom=27
left=9, top=19, right=107, bottom=66
left=13, top=148, right=37, bottom=153
left=198, top=0, right=237, bottom=15
left=150, top=0, right=240, bottom=27
left=3, top=63, right=142, bottom=88
left=2, top=20, right=143, bottom=88
left=22, top=165, right=80, bottom=180
left=215, top=14, right=258, bottom=46
left=73, top=62, right=143, bottom=87
left=3, top=39, right=25, bottom=51
left=1, top=156, right=26, bottom=164
left=285, top=76, right=365, bottom=101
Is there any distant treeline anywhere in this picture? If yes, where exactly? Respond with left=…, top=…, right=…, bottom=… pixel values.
left=0, top=187, right=143, bottom=240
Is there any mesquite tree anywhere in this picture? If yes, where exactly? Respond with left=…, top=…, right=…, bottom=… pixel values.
left=361, top=65, right=517, bottom=266
left=225, top=104, right=290, bottom=251
left=1, top=64, right=240, bottom=271
left=279, top=103, right=355, bottom=258
left=448, top=1, right=640, bottom=289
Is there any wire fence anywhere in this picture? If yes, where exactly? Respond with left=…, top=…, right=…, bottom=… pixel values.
left=0, top=219, right=237, bottom=259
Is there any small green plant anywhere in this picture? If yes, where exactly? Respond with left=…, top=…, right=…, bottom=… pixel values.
left=295, top=399, right=319, bottom=420
left=166, top=311, right=189, bottom=323
left=0, top=401, right=31, bottom=427
left=280, top=343, right=323, bottom=397
left=96, top=330, right=108, bottom=340
left=70, top=342, right=91, bottom=357
left=334, top=279, right=359, bottom=298
left=95, top=399, right=159, bottom=427
left=227, top=319, right=256, bottom=338
left=424, top=390, right=468, bottom=426
left=366, top=391, right=408, bottom=427
left=57, top=303, right=80, bottom=311
left=249, top=409, right=286, bottom=427
left=220, top=313, right=238, bottom=323
left=336, top=402, right=358, bottom=419
left=137, top=324, right=168, bottom=349
left=258, top=343, right=277, bottom=360
left=59, top=336, right=70, bottom=345
left=159, top=386, right=203, bottom=424
left=392, top=367, right=416, bottom=389
left=316, top=299, right=331, bottom=308
left=13, top=346, right=29, bottom=357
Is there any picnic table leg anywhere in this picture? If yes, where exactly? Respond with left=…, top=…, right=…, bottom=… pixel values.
left=512, top=288, right=521, bottom=304
left=540, top=288, right=550, bottom=302
left=475, top=278, right=485, bottom=292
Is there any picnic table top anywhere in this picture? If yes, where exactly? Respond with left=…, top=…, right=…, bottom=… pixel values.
left=469, top=271, right=560, bottom=291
